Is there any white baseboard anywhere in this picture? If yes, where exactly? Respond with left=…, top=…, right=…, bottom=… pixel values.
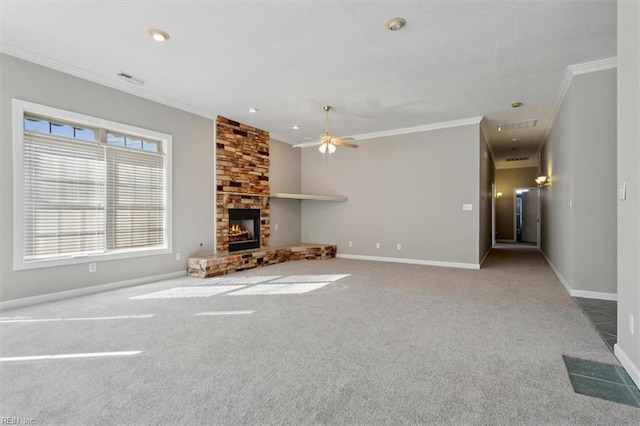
left=615, top=344, right=640, bottom=390
left=479, top=248, right=491, bottom=267
left=540, top=251, right=573, bottom=296
left=336, top=254, right=480, bottom=270
left=0, top=270, right=187, bottom=311
left=570, top=290, right=617, bottom=301
left=540, top=251, right=617, bottom=300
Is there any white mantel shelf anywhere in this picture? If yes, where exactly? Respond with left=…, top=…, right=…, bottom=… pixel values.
left=270, top=193, right=348, bottom=202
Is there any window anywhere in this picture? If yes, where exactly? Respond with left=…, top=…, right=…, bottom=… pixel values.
left=13, top=100, right=172, bottom=270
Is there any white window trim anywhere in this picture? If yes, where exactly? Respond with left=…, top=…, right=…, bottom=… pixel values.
left=13, top=99, right=173, bottom=271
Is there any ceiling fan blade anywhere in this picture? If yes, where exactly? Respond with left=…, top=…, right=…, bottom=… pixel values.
left=334, top=140, right=359, bottom=148
left=292, top=141, right=320, bottom=148
left=335, top=137, right=355, bottom=142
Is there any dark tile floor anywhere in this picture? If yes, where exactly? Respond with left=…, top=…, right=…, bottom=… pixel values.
left=574, top=297, right=617, bottom=351
left=566, top=298, right=640, bottom=407
left=563, top=355, right=640, bottom=407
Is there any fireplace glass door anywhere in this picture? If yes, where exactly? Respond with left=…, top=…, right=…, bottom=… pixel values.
left=228, top=209, right=260, bottom=252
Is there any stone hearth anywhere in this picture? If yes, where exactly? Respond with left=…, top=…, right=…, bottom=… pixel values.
left=187, top=244, right=337, bottom=278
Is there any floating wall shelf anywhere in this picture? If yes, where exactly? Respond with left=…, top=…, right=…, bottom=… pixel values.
left=270, top=193, right=348, bottom=202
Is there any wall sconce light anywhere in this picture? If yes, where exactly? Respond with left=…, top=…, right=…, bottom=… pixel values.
left=535, top=176, right=551, bottom=187
left=495, top=192, right=503, bottom=198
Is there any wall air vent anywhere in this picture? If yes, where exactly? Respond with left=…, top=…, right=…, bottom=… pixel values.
left=497, top=119, right=537, bottom=131
left=117, top=72, right=145, bottom=86
left=506, top=157, right=530, bottom=162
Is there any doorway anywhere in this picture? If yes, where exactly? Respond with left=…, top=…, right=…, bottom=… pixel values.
left=514, top=187, right=539, bottom=245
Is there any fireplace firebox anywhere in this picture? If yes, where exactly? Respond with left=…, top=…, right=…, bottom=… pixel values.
left=228, top=208, right=261, bottom=252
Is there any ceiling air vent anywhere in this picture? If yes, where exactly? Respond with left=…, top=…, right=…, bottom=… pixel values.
left=497, top=119, right=537, bottom=131
left=506, top=157, right=530, bottom=162
left=117, top=72, right=145, bottom=86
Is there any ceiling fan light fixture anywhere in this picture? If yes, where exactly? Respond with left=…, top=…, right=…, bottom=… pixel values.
left=328, top=143, right=337, bottom=154
left=386, top=17, right=406, bottom=31
left=319, top=143, right=327, bottom=154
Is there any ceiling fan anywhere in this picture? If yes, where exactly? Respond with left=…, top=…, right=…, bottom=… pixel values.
left=293, top=105, right=359, bottom=153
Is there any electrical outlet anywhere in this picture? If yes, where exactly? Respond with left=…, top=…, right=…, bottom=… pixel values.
left=274, top=224, right=279, bottom=231
left=376, top=243, right=380, bottom=249
left=463, top=204, right=473, bottom=211
left=176, top=252, right=182, bottom=260
left=348, top=241, right=353, bottom=247
left=396, top=243, right=401, bottom=250
left=89, top=263, right=97, bottom=273
left=629, top=314, right=635, bottom=335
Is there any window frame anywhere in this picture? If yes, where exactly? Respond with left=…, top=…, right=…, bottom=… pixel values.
left=13, top=99, right=173, bottom=271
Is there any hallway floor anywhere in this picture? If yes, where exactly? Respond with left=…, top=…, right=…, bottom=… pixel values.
left=575, top=297, right=617, bottom=352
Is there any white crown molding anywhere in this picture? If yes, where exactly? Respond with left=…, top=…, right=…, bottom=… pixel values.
left=348, top=116, right=484, bottom=142
left=540, top=57, right=617, bottom=150
left=479, top=118, right=497, bottom=163
left=269, top=133, right=296, bottom=145
left=0, top=43, right=214, bottom=120
left=568, top=56, right=618, bottom=76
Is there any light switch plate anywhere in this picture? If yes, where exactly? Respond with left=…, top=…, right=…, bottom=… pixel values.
left=619, top=182, right=627, bottom=201
left=463, top=204, right=473, bottom=211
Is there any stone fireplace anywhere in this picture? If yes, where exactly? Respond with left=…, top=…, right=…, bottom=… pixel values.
left=215, top=116, right=270, bottom=253
left=187, top=116, right=337, bottom=278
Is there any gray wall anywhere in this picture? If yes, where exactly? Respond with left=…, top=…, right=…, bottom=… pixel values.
left=494, top=167, right=538, bottom=241
left=269, top=138, right=302, bottom=246
left=300, top=124, right=481, bottom=266
left=0, top=55, right=215, bottom=301
left=616, top=0, right=640, bottom=384
left=572, top=70, right=617, bottom=294
left=540, top=68, right=617, bottom=296
left=541, top=84, right=575, bottom=289
left=479, top=130, right=494, bottom=261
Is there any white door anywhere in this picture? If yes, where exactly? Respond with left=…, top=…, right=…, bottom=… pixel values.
left=521, top=190, right=538, bottom=243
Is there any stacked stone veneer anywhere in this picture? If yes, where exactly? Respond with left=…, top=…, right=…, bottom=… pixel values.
left=216, top=116, right=270, bottom=253
left=188, top=244, right=337, bottom=278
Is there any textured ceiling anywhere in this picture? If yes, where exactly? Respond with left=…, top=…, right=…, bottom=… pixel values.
left=0, top=0, right=617, bottom=169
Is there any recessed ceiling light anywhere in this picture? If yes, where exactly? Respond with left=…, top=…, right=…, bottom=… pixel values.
left=386, top=17, right=406, bottom=31
left=248, top=108, right=258, bottom=113
left=292, top=125, right=300, bottom=130
left=512, top=138, right=518, bottom=142
left=511, top=102, right=523, bottom=108
left=148, top=28, right=170, bottom=42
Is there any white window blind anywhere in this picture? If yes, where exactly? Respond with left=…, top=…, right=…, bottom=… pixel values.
left=14, top=101, right=171, bottom=270
left=23, top=133, right=105, bottom=259
left=106, top=147, right=165, bottom=250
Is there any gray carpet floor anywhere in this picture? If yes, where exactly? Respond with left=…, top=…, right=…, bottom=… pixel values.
left=1, top=246, right=639, bottom=425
